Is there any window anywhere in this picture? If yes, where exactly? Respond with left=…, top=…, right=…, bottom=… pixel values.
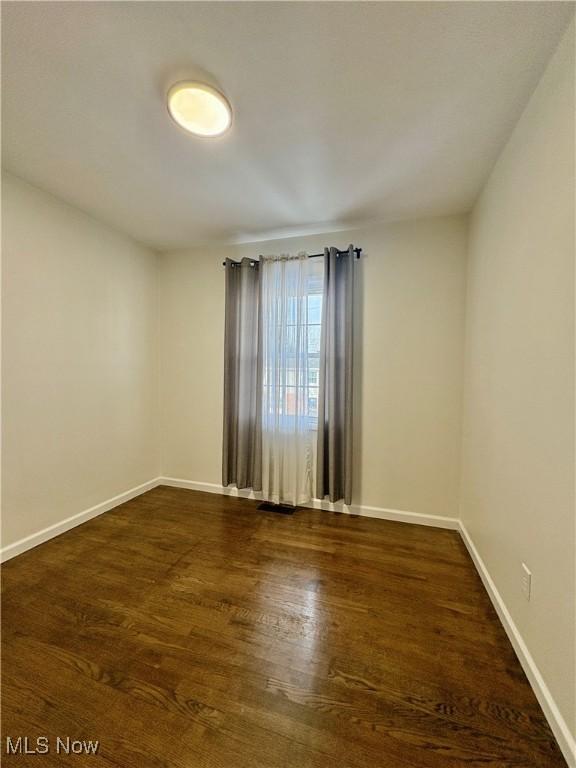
left=262, top=258, right=324, bottom=431
left=224, top=248, right=355, bottom=506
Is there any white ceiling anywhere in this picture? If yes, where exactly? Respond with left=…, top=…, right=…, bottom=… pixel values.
left=2, top=2, right=573, bottom=251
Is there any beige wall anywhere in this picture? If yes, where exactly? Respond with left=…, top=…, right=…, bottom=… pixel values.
left=159, top=216, right=468, bottom=519
left=1, top=173, right=159, bottom=547
left=460, top=21, right=575, bottom=740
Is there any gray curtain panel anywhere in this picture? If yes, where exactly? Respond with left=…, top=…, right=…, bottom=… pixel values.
left=316, top=245, right=355, bottom=505
left=222, top=258, right=263, bottom=490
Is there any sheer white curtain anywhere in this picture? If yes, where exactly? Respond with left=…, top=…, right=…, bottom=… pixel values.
left=260, top=253, right=320, bottom=505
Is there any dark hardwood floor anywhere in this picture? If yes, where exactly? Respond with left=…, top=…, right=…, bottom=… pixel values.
left=2, top=486, right=567, bottom=767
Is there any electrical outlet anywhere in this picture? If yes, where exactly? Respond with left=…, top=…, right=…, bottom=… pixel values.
left=521, top=562, right=532, bottom=601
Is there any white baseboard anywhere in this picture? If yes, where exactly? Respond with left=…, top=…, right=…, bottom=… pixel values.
left=157, top=477, right=460, bottom=530
left=459, top=521, right=576, bottom=768
left=0, top=475, right=457, bottom=563
left=0, top=478, right=161, bottom=563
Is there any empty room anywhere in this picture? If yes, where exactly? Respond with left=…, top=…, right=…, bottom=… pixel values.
left=1, top=2, right=574, bottom=766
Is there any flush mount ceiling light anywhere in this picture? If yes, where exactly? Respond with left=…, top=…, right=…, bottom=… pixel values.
left=167, top=82, right=232, bottom=137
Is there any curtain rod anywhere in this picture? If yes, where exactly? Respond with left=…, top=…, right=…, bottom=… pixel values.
left=222, top=247, right=362, bottom=267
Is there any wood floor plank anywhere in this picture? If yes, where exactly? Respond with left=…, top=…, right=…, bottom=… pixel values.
left=1, top=486, right=568, bottom=766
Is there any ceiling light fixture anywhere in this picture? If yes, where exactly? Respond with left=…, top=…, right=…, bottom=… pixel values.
left=167, top=82, right=232, bottom=137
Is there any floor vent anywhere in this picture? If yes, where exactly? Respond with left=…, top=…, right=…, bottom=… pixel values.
left=257, top=502, right=295, bottom=515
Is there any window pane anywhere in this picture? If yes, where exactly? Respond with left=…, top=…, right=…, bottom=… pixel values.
left=307, top=295, right=322, bottom=324
left=308, top=387, right=319, bottom=418
left=308, top=325, right=321, bottom=354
